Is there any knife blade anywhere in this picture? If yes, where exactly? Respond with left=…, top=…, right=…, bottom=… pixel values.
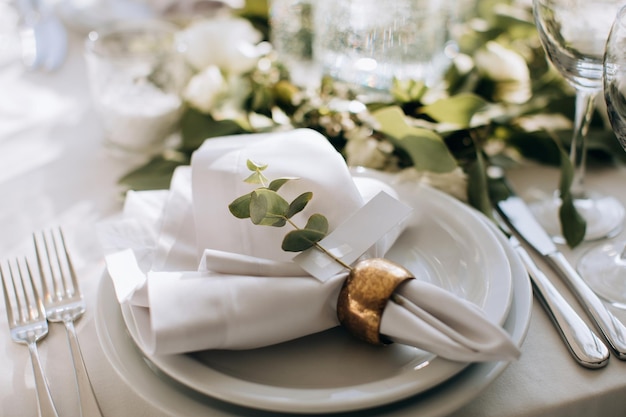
left=493, top=213, right=609, bottom=368
left=491, top=169, right=626, bottom=359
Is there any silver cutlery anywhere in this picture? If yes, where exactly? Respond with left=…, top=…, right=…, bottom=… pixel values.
left=493, top=212, right=609, bottom=368
left=491, top=170, right=626, bottom=359
left=34, top=228, right=104, bottom=417
left=1, top=258, right=60, bottom=417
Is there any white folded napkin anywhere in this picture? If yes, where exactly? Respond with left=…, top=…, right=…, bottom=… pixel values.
left=99, top=128, right=520, bottom=362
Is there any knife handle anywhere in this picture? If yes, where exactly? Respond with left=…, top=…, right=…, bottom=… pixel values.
left=514, top=245, right=609, bottom=368
left=547, top=252, right=626, bottom=359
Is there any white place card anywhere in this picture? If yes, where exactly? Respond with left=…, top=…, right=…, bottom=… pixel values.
left=293, top=191, right=413, bottom=282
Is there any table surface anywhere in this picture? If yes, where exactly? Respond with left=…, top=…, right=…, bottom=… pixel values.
left=2, top=28, right=626, bottom=417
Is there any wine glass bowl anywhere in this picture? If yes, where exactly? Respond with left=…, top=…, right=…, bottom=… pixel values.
left=577, top=4, right=626, bottom=308
left=530, top=0, right=625, bottom=242
left=604, top=8, right=626, bottom=152
left=605, top=80, right=626, bottom=150
left=534, top=5, right=615, bottom=90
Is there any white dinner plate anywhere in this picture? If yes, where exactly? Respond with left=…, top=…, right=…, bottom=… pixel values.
left=99, top=178, right=515, bottom=413
left=95, top=211, right=531, bottom=417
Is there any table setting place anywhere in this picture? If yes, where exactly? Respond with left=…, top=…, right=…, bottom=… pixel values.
left=4, top=0, right=626, bottom=416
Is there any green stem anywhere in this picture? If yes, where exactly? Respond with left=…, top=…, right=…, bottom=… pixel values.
left=313, top=242, right=353, bottom=271
left=285, top=218, right=353, bottom=271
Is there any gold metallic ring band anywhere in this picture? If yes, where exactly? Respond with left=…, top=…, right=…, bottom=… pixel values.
left=336, top=258, right=414, bottom=345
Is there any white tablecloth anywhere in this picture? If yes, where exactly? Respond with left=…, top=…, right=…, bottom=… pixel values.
left=1, top=28, right=626, bottom=417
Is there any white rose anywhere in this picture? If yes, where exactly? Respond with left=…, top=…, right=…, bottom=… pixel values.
left=178, top=17, right=263, bottom=74
left=345, top=129, right=394, bottom=170
left=474, top=41, right=531, bottom=104
left=515, top=113, right=572, bottom=132
left=183, top=65, right=226, bottom=113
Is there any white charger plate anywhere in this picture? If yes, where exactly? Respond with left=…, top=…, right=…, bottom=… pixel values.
left=98, top=180, right=516, bottom=414
left=95, top=208, right=531, bottom=417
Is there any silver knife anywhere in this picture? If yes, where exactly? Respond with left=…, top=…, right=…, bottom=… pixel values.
left=494, top=214, right=609, bottom=368
left=493, top=173, right=626, bottom=359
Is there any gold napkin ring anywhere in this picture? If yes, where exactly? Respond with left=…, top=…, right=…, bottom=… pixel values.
left=336, top=258, right=414, bottom=345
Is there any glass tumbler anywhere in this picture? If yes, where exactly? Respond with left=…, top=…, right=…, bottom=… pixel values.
left=269, top=0, right=319, bottom=88
left=313, top=0, right=451, bottom=98
left=84, top=19, right=191, bottom=156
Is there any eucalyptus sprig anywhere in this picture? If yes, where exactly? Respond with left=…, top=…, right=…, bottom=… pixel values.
left=228, top=160, right=351, bottom=269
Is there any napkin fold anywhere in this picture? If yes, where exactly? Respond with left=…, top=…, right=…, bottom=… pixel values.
left=99, top=129, right=520, bottom=362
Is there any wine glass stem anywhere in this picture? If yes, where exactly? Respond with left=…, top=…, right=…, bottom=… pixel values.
left=569, top=89, right=597, bottom=198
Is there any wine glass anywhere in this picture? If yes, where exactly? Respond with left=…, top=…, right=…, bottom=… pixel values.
left=578, top=4, right=626, bottom=308
left=530, top=0, right=625, bottom=243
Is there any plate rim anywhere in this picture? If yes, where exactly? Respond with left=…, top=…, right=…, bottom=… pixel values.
left=108, top=179, right=513, bottom=413
left=94, top=215, right=531, bottom=417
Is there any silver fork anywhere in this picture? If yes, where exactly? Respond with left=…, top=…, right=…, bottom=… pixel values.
left=1, top=258, right=60, bottom=417
left=34, top=228, right=103, bottom=417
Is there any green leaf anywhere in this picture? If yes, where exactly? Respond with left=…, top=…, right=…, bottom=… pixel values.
left=304, top=213, right=329, bottom=234
left=282, top=229, right=325, bottom=252
left=557, top=146, right=586, bottom=247
left=117, top=154, right=189, bottom=191
left=244, top=171, right=269, bottom=185
left=506, top=128, right=562, bottom=166
left=247, top=159, right=268, bottom=171
left=286, top=192, right=312, bottom=218
left=373, top=106, right=457, bottom=173
left=244, top=159, right=271, bottom=185
left=180, top=109, right=248, bottom=153
left=420, top=93, right=489, bottom=128
left=250, top=189, right=289, bottom=226
left=467, top=151, right=492, bottom=218
left=390, top=78, right=427, bottom=103
left=228, top=193, right=252, bottom=218
left=268, top=177, right=297, bottom=191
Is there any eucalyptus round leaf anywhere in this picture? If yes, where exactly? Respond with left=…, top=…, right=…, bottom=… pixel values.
left=269, top=177, right=298, bottom=192
left=228, top=193, right=253, bottom=218
left=247, top=159, right=268, bottom=171
left=250, top=189, right=289, bottom=226
left=286, top=192, right=313, bottom=218
left=282, top=229, right=325, bottom=252
left=244, top=171, right=268, bottom=185
left=304, top=213, right=329, bottom=234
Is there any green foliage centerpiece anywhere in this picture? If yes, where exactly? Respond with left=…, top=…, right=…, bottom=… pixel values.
left=118, top=0, right=626, bottom=248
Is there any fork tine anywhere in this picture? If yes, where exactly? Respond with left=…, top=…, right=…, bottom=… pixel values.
left=9, top=259, right=27, bottom=324
left=34, top=231, right=54, bottom=305
left=15, top=259, right=32, bottom=322
left=35, top=228, right=78, bottom=300
left=48, top=229, right=65, bottom=295
left=3, top=256, right=60, bottom=417
left=11, top=258, right=44, bottom=324
left=57, top=228, right=79, bottom=295
left=33, top=227, right=103, bottom=416
left=23, top=258, right=45, bottom=322
left=0, top=261, right=15, bottom=326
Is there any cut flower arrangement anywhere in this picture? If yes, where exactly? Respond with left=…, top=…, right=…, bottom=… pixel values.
left=119, top=0, right=626, bottom=248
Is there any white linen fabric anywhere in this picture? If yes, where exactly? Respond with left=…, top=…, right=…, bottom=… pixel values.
left=99, top=128, right=520, bottom=363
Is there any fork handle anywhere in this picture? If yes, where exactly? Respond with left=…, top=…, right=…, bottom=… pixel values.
left=64, top=320, right=104, bottom=417
left=27, top=342, right=60, bottom=417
